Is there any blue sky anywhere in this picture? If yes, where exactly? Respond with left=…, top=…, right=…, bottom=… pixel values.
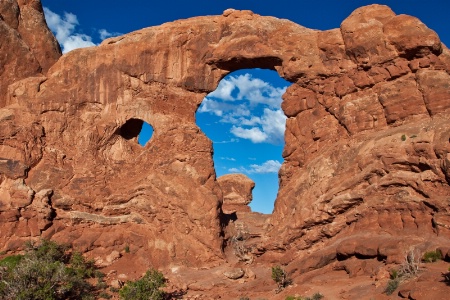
left=41, top=0, right=449, bottom=213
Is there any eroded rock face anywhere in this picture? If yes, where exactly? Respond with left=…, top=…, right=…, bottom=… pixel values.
left=217, top=173, right=254, bottom=213
left=0, top=0, right=61, bottom=108
left=0, top=2, right=449, bottom=277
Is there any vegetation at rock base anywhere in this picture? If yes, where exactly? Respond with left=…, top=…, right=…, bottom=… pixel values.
left=385, top=278, right=400, bottom=295
left=422, top=250, right=442, bottom=263
left=285, top=292, right=324, bottom=300
left=119, top=268, right=166, bottom=300
left=0, top=239, right=104, bottom=300
left=384, top=250, right=421, bottom=295
left=272, top=265, right=290, bottom=293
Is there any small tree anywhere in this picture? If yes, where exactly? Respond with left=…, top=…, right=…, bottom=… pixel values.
left=272, top=265, right=288, bottom=293
left=0, top=239, right=97, bottom=300
left=119, top=268, right=166, bottom=300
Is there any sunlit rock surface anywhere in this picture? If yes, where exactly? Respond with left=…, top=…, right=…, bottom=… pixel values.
left=1, top=2, right=450, bottom=298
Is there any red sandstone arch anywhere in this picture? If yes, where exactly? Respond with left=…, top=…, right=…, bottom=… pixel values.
left=0, top=3, right=449, bottom=274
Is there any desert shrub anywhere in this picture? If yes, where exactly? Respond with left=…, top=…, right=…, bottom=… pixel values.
left=389, top=269, right=398, bottom=280
left=422, top=250, right=442, bottom=263
left=0, top=239, right=99, bottom=300
left=285, top=293, right=323, bottom=300
left=99, top=291, right=113, bottom=299
left=272, top=265, right=289, bottom=293
left=310, top=293, right=324, bottom=300
left=0, top=254, right=23, bottom=269
left=231, top=226, right=253, bottom=263
left=384, top=250, right=421, bottom=295
left=398, top=250, right=420, bottom=278
left=119, top=268, right=166, bottom=300
left=68, top=251, right=97, bottom=279
left=385, top=278, right=400, bottom=295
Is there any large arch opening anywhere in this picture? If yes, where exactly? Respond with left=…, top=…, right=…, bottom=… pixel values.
left=196, top=69, right=291, bottom=214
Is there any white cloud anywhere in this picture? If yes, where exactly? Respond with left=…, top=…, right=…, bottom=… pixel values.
left=228, top=160, right=282, bottom=174
left=230, top=126, right=268, bottom=143
left=198, top=72, right=288, bottom=145
left=248, top=160, right=282, bottom=173
left=208, top=73, right=287, bottom=107
left=220, top=157, right=236, bottom=161
left=44, top=7, right=95, bottom=53
left=228, top=108, right=286, bottom=144
left=61, top=34, right=95, bottom=53
left=214, top=138, right=238, bottom=144
left=259, top=108, right=286, bottom=144
left=208, top=79, right=236, bottom=101
left=232, top=74, right=284, bottom=107
left=198, top=98, right=237, bottom=117
left=44, top=7, right=121, bottom=54
left=99, top=29, right=123, bottom=40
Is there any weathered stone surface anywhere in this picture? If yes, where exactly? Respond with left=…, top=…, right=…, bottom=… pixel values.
left=0, top=0, right=61, bottom=107
left=0, top=2, right=450, bottom=298
left=223, top=268, right=245, bottom=280
left=218, top=173, right=254, bottom=213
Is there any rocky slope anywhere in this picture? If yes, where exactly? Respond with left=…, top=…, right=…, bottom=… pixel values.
left=0, top=1, right=449, bottom=298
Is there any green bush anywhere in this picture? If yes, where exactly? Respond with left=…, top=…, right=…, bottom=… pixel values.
left=422, top=250, right=442, bottom=263
left=0, top=239, right=100, bottom=300
left=0, top=254, right=23, bottom=269
left=310, top=293, right=324, bottom=300
left=119, top=268, right=166, bottom=300
left=99, top=291, right=112, bottom=299
left=385, top=278, right=400, bottom=295
left=272, top=265, right=289, bottom=293
left=390, top=269, right=398, bottom=280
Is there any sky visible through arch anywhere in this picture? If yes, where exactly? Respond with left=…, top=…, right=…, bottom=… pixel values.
left=41, top=0, right=450, bottom=213
left=197, top=69, right=290, bottom=213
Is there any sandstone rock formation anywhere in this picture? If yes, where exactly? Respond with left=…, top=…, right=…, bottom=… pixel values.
left=1, top=2, right=450, bottom=298
left=217, top=173, right=255, bottom=213
left=0, top=0, right=61, bottom=108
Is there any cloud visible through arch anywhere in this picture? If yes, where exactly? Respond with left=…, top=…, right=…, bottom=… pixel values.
left=229, top=160, right=282, bottom=174
left=198, top=73, right=287, bottom=145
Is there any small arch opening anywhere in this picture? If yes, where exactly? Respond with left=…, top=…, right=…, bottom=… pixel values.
left=196, top=68, right=291, bottom=214
left=138, top=121, right=154, bottom=146
left=116, top=118, right=154, bottom=146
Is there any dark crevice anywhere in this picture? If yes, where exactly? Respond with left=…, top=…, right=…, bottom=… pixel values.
left=116, top=118, right=143, bottom=140
left=114, top=118, right=154, bottom=146
left=210, top=56, right=282, bottom=73
left=422, top=200, right=439, bottom=212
